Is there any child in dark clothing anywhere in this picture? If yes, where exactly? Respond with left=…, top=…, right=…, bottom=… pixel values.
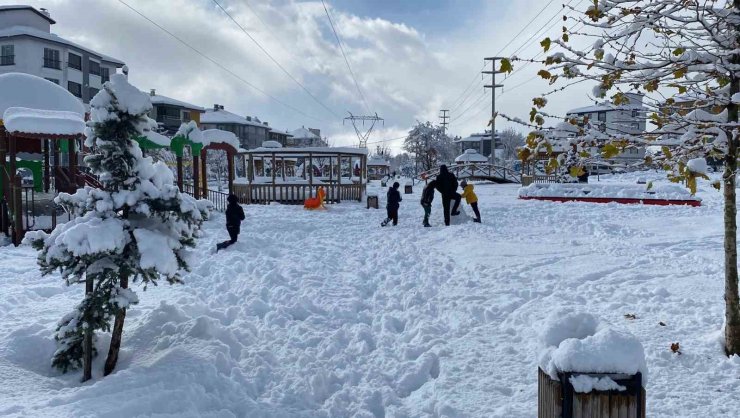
left=216, top=194, right=245, bottom=251
left=420, top=180, right=436, bottom=227
left=381, top=182, right=402, bottom=226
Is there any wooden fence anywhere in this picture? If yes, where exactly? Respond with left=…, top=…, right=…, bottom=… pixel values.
left=233, top=183, right=364, bottom=205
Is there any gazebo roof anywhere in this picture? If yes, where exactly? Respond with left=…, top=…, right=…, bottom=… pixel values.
left=201, top=129, right=240, bottom=149
left=367, top=157, right=390, bottom=167
left=2, top=107, right=85, bottom=137
left=455, top=149, right=488, bottom=163
left=0, top=73, right=85, bottom=117
left=243, top=146, right=368, bottom=157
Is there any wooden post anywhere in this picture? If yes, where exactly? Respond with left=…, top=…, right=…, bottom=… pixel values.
left=200, top=151, right=208, bottom=197
left=12, top=174, right=22, bottom=246
left=176, top=156, right=183, bottom=192
left=192, top=150, right=200, bottom=199
left=68, top=137, right=78, bottom=188
left=0, top=129, right=8, bottom=206
left=43, top=139, right=50, bottom=193
left=82, top=275, right=93, bottom=382
left=271, top=152, right=276, bottom=202
left=227, top=152, right=235, bottom=194
left=308, top=153, right=314, bottom=197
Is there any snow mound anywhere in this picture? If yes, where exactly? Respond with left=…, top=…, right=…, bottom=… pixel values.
left=2, top=107, right=85, bottom=136
left=519, top=183, right=699, bottom=201
left=687, top=158, right=708, bottom=176
left=539, top=311, right=647, bottom=384
left=569, top=375, right=626, bottom=393
left=0, top=72, right=85, bottom=116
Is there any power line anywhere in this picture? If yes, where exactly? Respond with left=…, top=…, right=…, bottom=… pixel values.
left=211, top=0, right=342, bottom=119
left=449, top=66, right=485, bottom=111
left=507, top=0, right=579, bottom=59
left=450, top=91, right=488, bottom=123
left=321, top=0, right=372, bottom=114
left=116, top=0, right=327, bottom=123
left=493, top=0, right=557, bottom=57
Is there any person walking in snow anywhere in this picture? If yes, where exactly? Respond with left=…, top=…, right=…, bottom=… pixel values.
left=216, top=194, right=245, bottom=252
left=381, top=182, right=402, bottom=227
left=460, top=180, right=481, bottom=223
left=434, top=165, right=462, bottom=226
left=420, top=179, right=437, bottom=227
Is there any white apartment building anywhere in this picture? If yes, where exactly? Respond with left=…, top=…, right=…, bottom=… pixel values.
left=0, top=5, right=125, bottom=104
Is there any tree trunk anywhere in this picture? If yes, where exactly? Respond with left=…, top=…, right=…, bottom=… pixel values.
left=82, top=275, right=93, bottom=382
left=104, top=273, right=128, bottom=375
left=726, top=6, right=740, bottom=356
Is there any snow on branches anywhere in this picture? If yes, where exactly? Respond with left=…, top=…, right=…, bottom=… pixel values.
left=24, top=74, right=209, bottom=375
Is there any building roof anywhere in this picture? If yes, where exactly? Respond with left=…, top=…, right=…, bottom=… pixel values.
left=148, top=93, right=204, bottom=112
left=367, top=156, right=390, bottom=166
left=455, top=149, right=488, bottom=163
left=0, top=25, right=125, bottom=66
left=200, top=108, right=269, bottom=128
left=290, top=127, right=320, bottom=139
left=0, top=72, right=85, bottom=117
left=455, top=133, right=491, bottom=143
left=0, top=5, right=56, bottom=24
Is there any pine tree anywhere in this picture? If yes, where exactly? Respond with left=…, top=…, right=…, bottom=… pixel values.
left=24, top=74, right=209, bottom=381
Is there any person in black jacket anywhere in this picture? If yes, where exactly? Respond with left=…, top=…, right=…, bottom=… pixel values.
left=434, top=165, right=462, bottom=226
left=420, top=180, right=436, bottom=227
left=216, top=194, right=245, bottom=251
left=381, top=182, right=402, bottom=226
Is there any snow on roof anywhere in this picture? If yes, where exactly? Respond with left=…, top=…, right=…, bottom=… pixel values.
left=0, top=73, right=85, bottom=117
left=200, top=109, right=268, bottom=127
left=246, top=146, right=367, bottom=155
left=289, top=127, right=319, bottom=139
left=261, top=140, right=282, bottom=148
left=2, top=107, right=85, bottom=136
left=201, top=129, right=240, bottom=149
left=0, top=5, right=56, bottom=24
left=367, top=157, right=390, bottom=166
left=141, top=129, right=171, bottom=147
left=148, top=94, right=204, bottom=111
left=455, top=149, right=488, bottom=163
left=0, top=25, right=124, bottom=65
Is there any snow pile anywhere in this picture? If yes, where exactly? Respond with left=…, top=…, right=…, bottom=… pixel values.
left=519, top=183, right=700, bottom=201
left=539, top=311, right=647, bottom=384
left=2, top=107, right=85, bottom=136
left=201, top=129, right=240, bottom=150
left=0, top=73, right=85, bottom=117
left=455, top=149, right=488, bottom=163
left=141, top=129, right=171, bottom=147
left=688, top=158, right=709, bottom=176
left=569, top=375, right=626, bottom=393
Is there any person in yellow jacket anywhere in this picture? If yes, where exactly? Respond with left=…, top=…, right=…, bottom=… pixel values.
left=460, top=180, right=481, bottom=223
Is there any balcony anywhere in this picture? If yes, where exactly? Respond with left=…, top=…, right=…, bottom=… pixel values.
left=43, top=58, right=61, bottom=70
left=0, top=55, right=14, bottom=66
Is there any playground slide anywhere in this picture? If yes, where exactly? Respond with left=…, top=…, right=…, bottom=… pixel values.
left=304, top=187, right=326, bottom=210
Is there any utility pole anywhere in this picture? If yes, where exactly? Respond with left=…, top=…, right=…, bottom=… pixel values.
left=483, top=57, right=505, bottom=164
left=439, top=109, right=450, bottom=134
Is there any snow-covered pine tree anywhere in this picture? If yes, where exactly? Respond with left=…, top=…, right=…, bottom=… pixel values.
left=24, top=74, right=209, bottom=381
left=504, top=0, right=740, bottom=355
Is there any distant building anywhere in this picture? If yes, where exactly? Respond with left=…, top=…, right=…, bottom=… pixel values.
left=200, top=104, right=271, bottom=150
left=268, top=129, right=293, bottom=147
left=454, top=131, right=503, bottom=161
left=0, top=5, right=125, bottom=103
left=147, top=89, right=204, bottom=135
left=565, top=93, right=647, bottom=163
left=289, top=127, right=327, bottom=147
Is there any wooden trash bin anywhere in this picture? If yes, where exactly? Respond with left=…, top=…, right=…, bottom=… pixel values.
left=538, top=368, right=645, bottom=418
left=404, top=184, right=413, bottom=194
left=366, top=195, right=379, bottom=209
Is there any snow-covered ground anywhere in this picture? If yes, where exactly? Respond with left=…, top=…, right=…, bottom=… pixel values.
left=1, top=173, right=739, bottom=417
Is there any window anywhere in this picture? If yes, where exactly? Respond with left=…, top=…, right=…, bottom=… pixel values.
left=68, top=53, right=81, bottom=70
left=597, top=111, right=607, bottom=122
left=88, top=87, right=99, bottom=99
left=45, top=78, right=59, bottom=84
left=183, top=111, right=191, bottom=122
left=68, top=81, right=82, bottom=98
left=101, top=67, right=110, bottom=83
left=632, top=123, right=640, bottom=130
left=631, top=109, right=638, bottom=118
left=89, top=60, right=101, bottom=76
left=44, top=48, right=61, bottom=69
left=1, top=45, right=14, bottom=66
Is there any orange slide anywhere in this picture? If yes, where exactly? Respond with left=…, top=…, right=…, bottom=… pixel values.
left=304, top=187, right=326, bottom=210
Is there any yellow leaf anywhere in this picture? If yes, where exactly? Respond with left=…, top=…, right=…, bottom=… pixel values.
left=546, top=158, right=559, bottom=174
left=594, top=49, right=604, bottom=60
left=661, top=146, right=673, bottom=160
left=712, top=180, right=721, bottom=191
left=673, top=67, right=688, bottom=79
left=672, top=48, right=686, bottom=56
left=562, top=33, right=569, bottom=43
left=499, top=58, right=513, bottom=74
left=687, top=175, right=697, bottom=195
left=538, top=70, right=552, bottom=80
left=517, top=147, right=531, bottom=162
left=646, top=181, right=653, bottom=191
left=602, top=143, right=620, bottom=159
left=533, top=97, right=547, bottom=109
left=541, top=37, right=552, bottom=52
left=569, top=166, right=585, bottom=177
left=644, top=79, right=659, bottom=92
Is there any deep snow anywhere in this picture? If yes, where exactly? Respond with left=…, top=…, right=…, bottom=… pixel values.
left=1, top=173, right=739, bottom=417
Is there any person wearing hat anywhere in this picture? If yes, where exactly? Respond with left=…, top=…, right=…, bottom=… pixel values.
left=381, top=181, right=402, bottom=226
left=460, top=180, right=481, bottom=223
left=216, top=194, right=245, bottom=251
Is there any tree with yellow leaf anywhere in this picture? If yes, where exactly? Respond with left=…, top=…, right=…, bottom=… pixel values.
left=506, top=0, right=740, bottom=356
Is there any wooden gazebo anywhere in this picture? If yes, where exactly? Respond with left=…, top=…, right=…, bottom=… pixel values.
left=367, top=156, right=391, bottom=180
left=236, top=146, right=367, bottom=204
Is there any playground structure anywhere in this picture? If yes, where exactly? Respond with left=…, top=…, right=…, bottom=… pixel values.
left=0, top=73, right=91, bottom=245
left=367, top=156, right=391, bottom=180
left=235, top=146, right=367, bottom=205
left=303, top=186, right=326, bottom=209
left=419, top=162, right=521, bottom=184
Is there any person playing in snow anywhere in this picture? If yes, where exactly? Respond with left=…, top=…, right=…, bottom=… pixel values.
left=434, top=165, right=462, bottom=226
left=420, top=180, right=436, bottom=227
left=216, top=194, right=245, bottom=251
left=460, top=180, right=481, bottom=223
left=381, top=182, right=402, bottom=227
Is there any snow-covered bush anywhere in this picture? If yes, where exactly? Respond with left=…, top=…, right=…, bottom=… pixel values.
left=24, top=74, right=209, bottom=379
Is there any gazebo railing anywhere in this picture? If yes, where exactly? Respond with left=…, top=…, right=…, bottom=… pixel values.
left=234, top=183, right=364, bottom=205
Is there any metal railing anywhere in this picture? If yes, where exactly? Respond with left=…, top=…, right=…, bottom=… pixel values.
left=418, top=163, right=521, bottom=184
left=233, top=183, right=364, bottom=205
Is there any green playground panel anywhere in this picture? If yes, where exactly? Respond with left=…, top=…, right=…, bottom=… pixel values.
left=0, top=159, right=43, bottom=193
